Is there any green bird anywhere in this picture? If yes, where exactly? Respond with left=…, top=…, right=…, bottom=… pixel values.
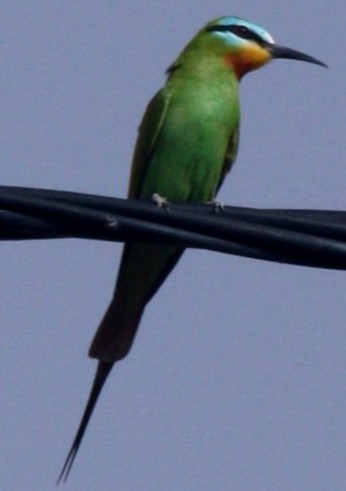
left=58, top=16, right=326, bottom=482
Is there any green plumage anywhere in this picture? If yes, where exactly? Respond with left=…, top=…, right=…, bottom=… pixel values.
left=58, top=16, right=326, bottom=483
left=58, top=31, right=241, bottom=482
left=89, top=35, right=240, bottom=362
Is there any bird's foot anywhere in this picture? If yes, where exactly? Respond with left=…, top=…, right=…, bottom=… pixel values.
left=207, top=200, right=225, bottom=214
left=152, top=193, right=170, bottom=210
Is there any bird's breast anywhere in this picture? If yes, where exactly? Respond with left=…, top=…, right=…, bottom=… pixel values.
left=142, top=80, right=240, bottom=202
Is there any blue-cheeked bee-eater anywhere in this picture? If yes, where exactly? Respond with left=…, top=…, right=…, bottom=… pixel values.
left=58, top=15, right=326, bottom=482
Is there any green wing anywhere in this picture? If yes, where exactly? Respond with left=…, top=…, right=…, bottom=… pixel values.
left=216, top=126, right=239, bottom=194
left=128, top=88, right=171, bottom=199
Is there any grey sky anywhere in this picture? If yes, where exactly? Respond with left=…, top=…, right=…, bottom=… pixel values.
left=1, top=2, right=345, bottom=490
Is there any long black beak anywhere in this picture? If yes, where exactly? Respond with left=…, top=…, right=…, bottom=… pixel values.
left=268, top=44, right=327, bottom=68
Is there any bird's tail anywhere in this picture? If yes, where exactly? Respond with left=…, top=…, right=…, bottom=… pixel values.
left=89, top=242, right=184, bottom=363
left=57, top=242, right=183, bottom=482
left=56, top=361, right=113, bottom=484
left=88, top=292, right=145, bottom=363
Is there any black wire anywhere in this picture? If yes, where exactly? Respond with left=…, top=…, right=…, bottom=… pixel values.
left=0, top=185, right=345, bottom=270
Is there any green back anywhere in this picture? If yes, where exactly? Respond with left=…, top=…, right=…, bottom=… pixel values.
left=128, top=35, right=241, bottom=203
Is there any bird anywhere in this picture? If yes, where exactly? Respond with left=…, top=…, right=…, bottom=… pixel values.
left=57, top=15, right=326, bottom=482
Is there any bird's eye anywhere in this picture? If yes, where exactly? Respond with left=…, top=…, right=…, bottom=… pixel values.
left=206, top=23, right=265, bottom=45
left=227, top=24, right=266, bottom=45
left=234, top=25, right=251, bottom=38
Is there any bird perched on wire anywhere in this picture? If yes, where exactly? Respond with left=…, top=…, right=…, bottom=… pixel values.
left=57, top=15, right=326, bottom=482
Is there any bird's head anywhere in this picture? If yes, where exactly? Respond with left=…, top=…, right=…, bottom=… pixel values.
left=204, top=16, right=327, bottom=78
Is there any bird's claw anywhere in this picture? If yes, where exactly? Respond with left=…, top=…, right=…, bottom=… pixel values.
left=152, top=193, right=170, bottom=210
left=207, top=200, right=225, bottom=214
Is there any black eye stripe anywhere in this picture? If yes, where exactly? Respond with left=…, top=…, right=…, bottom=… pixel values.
left=207, top=24, right=267, bottom=46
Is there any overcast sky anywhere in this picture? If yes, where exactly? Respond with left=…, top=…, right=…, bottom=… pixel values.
left=1, top=2, right=346, bottom=490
